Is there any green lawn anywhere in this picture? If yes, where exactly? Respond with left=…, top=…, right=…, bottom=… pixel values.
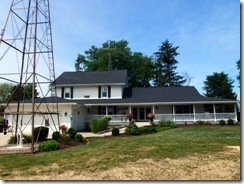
left=0, top=126, right=240, bottom=178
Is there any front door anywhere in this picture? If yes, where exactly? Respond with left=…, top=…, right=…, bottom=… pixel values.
left=139, top=108, right=145, bottom=119
left=132, top=108, right=138, bottom=120
left=132, top=107, right=152, bottom=121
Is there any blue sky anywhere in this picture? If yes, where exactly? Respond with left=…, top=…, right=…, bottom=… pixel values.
left=0, top=0, right=241, bottom=99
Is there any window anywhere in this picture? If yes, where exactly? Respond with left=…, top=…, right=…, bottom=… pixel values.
left=64, top=87, right=71, bottom=98
left=101, top=86, right=108, bottom=98
left=45, top=117, right=49, bottom=126
left=175, top=105, right=193, bottom=114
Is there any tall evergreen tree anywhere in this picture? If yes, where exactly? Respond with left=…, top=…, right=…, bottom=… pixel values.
left=153, top=39, right=186, bottom=86
left=203, top=72, right=237, bottom=100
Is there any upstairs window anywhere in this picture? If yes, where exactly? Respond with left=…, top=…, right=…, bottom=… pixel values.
left=64, top=87, right=71, bottom=98
left=101, top=86, right=108, bottom=98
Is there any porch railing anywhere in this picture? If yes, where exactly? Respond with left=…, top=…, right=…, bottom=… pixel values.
left=85, top=113, right=237, bottom=123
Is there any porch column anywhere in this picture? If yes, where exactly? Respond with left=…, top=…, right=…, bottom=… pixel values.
left=152, top=105, right=155, bottom=114
left=172, top=105, right=175, bottom=121
left=106, top=106, right=108, bottom=115
left=129, top=106, right=132, bottom=113
left=234, top=104, right=237, bottom=121
left=193, top=104, right=196, bottom=122
left=213, top=104, right=216, bottom=122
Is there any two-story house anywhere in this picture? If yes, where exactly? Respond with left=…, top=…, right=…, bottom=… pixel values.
left=5, top=70, right=238, bottom=133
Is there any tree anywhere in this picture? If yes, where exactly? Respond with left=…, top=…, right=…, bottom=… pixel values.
left=129, top=52, right=154, bottom=87
left=203, top=72, right=237, bottom=100
left=153, top=39, right=186, bottom=86
left=74, top=40, right=154, bottom=87
left=8, top=83, right=39, bottom=102
left=75, top=40, right=132, bottom=72
left=0, top=83, right=13, bottom=103
left=236, top=59, right=240, bottom=87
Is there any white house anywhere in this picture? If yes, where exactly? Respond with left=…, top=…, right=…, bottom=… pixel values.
left=5, top=70, right=238, bottom=133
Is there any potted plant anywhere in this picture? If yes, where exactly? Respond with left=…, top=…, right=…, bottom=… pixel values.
left=59, top=125, right=68, bottom=135
left=147, top=113, right=155, bottom=126
left=126, top=113, right=134, bottom=124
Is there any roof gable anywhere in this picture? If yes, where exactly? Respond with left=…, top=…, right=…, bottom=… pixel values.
left=55, top=70, right=128, bottom=86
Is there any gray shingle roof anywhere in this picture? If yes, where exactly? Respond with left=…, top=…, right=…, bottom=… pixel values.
left=55, top=70, right=128, bottom=86
left=74, top=86, right=236, bottom=105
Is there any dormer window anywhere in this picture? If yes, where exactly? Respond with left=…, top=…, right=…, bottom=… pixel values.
left=101, top=86, right=108, bottom=98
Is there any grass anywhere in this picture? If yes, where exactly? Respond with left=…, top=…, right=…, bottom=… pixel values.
left=0, top=126, right=240, bottom=179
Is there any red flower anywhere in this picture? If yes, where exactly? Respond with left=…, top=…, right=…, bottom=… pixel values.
left=147, top=113, right=155, bottom=119
left=126, top=113, right=134, bottom=119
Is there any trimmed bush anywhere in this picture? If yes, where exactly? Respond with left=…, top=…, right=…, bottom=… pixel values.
left=140, top=126, right=157, bottom=134
left=125, top=124, right=141, bottom=135
left=219, top=119, right=226, bottom=126
left=34, top=126, right=49, bottom=141
left=39, top=140, right=59, bottom=152
left=67, top=127, right=77, bottom=140
left=112, top=127, right=120, bottom=136
left=103, top=115, right=112, bottom=122
left=227, top=119, right=234, bottom=125
left=158, top=120, right=176, bottom=128
left=90, top=118, right=109, bottom=133
left=74, top=134, right=83, bottom=142
left=59, top=135, right=72, bottom=145
left=52, top=131, right=60, bottom=141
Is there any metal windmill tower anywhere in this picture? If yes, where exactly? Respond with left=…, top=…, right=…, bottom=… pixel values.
left=0, top=0, right=60, bottom=153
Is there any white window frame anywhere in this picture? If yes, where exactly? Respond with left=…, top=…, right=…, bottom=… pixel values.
left=101, top=86, right=108, bottom=98
left=64, top=87, right=71, bottom=98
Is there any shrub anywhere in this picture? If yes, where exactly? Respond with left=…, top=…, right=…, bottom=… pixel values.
left=90, top=118, right=109, bottom=133
left=34, top=126, right=49, bottom=141
left=74, top=134, right=83, bottom=142
left=8, top=134, right=32, bottom=144
left=103, top=115, right=112, bottom=122
left=39, top=140, right=59, bottom=152
left=112, top=127, right=120, bottom=136
left=158, top=120, right=176, bottom=128
left=125, top=124, right=141, bottom=135
left=59, top=135, right=72, bottom=145
left=52, top=131, right=60, bottom=141
left=67, top=127, right=77, bottom=140
left=140, top=126, right=157, bottom=134
left=227, top=119, right=234, bottom=125
left=219, top=119, right=226, bottom=126
left=195, top=120, right=205, bottom=125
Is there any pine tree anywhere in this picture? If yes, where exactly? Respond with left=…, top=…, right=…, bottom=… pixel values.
left=153, top=39, right=186, bottom=86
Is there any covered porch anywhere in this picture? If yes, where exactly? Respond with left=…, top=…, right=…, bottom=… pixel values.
left=84, top=103, right=238, bottom=124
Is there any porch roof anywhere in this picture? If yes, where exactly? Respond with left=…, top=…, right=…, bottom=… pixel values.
left=74, top=86, right=237, bottom=106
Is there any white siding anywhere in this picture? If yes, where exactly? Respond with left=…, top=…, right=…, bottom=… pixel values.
left=73, top=86, right=98, bottom=99
left=111, top=86, right=122, bottom=98
left=56, top=87, right=62, bottom=97
left=5, top=104, right=73, bottom=134
left=57, top=85, right=123, bottom=99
